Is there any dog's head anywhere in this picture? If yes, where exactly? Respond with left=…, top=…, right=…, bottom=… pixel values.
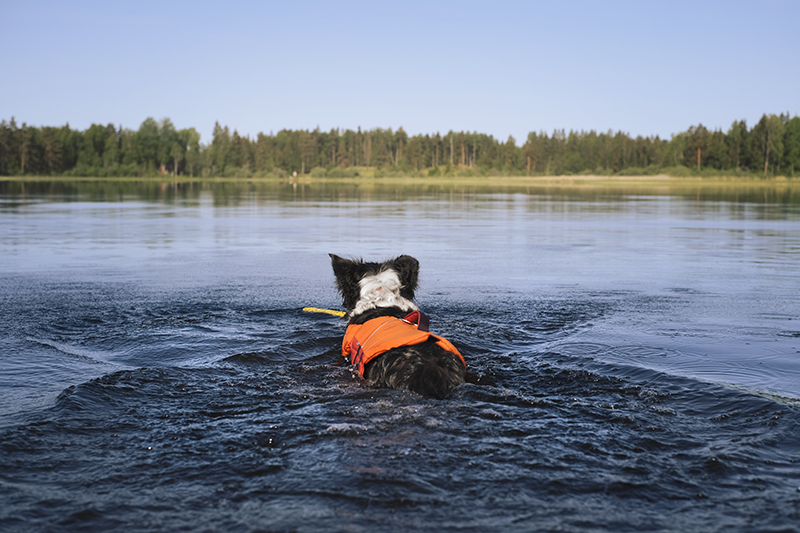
left=330, top=254, right=420, bottom=316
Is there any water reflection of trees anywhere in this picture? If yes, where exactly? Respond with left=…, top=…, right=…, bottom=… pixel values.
left=0, top=179, right=797, bottom=209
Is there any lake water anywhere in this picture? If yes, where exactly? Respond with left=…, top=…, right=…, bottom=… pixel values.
left=1, top=178, right=799, bottom=532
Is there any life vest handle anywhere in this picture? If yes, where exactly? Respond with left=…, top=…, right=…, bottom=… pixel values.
left=403, top=310, right=430, bottom=332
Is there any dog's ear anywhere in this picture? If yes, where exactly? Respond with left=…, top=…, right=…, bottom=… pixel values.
left=392, top=255, right=419, bottom=301
left=330, top=254, right=362, bottom=310
left=329, top=254, right=352, bottom=281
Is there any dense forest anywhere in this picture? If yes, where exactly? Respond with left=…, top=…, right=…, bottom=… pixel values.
left=1, top=114, right=798, bottom=178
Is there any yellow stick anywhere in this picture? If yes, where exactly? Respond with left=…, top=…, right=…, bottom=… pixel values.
left=303, top=307, right=346, bottom=317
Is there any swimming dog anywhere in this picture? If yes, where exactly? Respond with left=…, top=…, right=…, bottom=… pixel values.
left=330, top=254, right=466, bottom=399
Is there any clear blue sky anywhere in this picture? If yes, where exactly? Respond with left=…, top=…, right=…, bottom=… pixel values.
left=2, top=0, right=798, bottom=145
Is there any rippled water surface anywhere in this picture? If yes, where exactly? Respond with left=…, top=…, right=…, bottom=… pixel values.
left=1, top=179, right=800, bottom=532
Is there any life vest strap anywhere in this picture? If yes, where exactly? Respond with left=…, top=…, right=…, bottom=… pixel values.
left=349, top=317, right=399, bottom=371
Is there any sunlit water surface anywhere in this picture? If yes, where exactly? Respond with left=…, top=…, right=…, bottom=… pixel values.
left=1, top=179, right=799, bottom=532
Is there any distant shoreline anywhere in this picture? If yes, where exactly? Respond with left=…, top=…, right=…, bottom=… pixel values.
left=4, top=113, right=798, bottom=179
left=2, top=174, right=797, bottom=187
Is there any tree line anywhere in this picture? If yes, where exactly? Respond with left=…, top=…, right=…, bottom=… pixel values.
left=1, top=113, right=798, bottom=178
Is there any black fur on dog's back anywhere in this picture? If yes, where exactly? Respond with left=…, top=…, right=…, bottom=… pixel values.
left=364, top=338, right=466, bottom=400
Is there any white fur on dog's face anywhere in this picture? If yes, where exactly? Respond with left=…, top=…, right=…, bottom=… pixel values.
left=352, top=268, right=418, bottom=316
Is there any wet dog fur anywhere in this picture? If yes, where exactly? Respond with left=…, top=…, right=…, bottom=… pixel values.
left=330, top=254, right=466, bottom=399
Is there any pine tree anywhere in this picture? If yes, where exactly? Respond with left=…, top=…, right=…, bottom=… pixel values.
left=783, top=116, right=800, bottom=176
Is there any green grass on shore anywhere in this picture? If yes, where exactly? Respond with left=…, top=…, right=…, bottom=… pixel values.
left=3, top=173, right=797, bottom=187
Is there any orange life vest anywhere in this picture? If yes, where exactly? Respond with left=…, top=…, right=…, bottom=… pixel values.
left=342, top=311, right=465, bottom=376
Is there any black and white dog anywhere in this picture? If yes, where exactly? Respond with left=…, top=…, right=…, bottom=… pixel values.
left=330, top=254, right=466, bottom=399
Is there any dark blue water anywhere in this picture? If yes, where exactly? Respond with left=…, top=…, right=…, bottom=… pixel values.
left=2, top=179, right=800, bottom=532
